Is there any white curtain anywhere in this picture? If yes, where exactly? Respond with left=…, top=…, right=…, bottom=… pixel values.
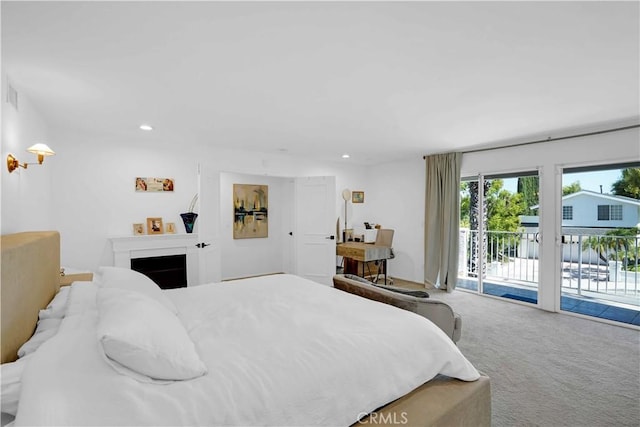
left=424, top=152, right=461, bottom=292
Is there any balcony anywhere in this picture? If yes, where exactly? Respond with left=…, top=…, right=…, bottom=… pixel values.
left=458, top=229, right=640, bottom=326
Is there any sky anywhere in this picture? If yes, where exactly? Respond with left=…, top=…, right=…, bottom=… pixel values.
left=502, top=168, right=624, bottom=194
left=562, top=169, right=623, bottom=194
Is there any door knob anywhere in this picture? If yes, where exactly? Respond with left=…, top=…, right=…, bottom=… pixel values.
left=326, top=235, right=335, bottom=240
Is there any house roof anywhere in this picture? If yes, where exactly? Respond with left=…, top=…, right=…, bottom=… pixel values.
left=2, top=1, right=638, bottom=165
left=530, top=190, right=640, bottom=210
left=562, top=190, right=640, bottom=206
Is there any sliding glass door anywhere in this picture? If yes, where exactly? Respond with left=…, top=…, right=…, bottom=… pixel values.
left=560, top=163, right=640, bottom=325
left=459, top=171, right=540, bottom=304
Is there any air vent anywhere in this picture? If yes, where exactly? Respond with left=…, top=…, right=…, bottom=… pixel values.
left=6, top=83, right=18, bottom=111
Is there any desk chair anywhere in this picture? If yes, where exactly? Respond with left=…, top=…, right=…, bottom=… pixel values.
left=367, top=229, right=394, bottom=284
left=376, top=229, right=394, bottom=248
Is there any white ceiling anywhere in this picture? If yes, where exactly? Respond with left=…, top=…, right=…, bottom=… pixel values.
left=2, top=1, right=639, bottom=165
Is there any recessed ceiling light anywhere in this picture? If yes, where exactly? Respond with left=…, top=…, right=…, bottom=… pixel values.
left=342, top=154, right=350, bottom=159
left=139, top=124, right=153, bottom=131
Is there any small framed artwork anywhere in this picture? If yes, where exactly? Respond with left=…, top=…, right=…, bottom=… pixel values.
left=135, top=177, right=175, bottom=192
left=352, top=191, right=364, bottom=203
left=133, top=223, right=145, bottom=235
left=165, top=222, right=176, bottom=234
left=146, top=217, right=164, bottom=235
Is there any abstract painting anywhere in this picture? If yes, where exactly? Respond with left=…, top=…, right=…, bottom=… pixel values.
left=233, top=184, right=268, bottom=239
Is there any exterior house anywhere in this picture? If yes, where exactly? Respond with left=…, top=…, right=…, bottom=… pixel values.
left=559, top=190, right=640, bottom=230
left=556, top=190, right=640, bottom=267
left=525, top=190, right=640, bottom=232
left=522, top=190, right=640, bottom=264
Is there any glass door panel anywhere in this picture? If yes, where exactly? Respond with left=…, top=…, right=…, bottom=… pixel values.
left=459, top=172, right=540, bottom=304
left=560, top=164, right=640, bottom=325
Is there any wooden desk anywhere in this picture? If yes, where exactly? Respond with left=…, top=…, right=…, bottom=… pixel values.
left=337, top=242, right=392, bottom=284
left=337, top=242, right=391, bottom=262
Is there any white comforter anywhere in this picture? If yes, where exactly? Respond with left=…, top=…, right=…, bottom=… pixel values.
left=16, top=274, right=479, bottom=426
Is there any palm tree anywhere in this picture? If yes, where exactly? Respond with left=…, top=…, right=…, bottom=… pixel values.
left=582, top=228, right=638, bottom=266
left=611, top=168, right=640, bottom=199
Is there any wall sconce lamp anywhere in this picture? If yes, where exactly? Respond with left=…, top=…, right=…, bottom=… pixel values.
left=7, top=143, right=56, bottom=173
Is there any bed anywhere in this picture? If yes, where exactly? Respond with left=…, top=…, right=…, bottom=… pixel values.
left=1, top=231, right=491, bottom=426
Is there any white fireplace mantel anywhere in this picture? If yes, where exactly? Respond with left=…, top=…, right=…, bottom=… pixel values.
left=110, top=234, right=200, bottom=285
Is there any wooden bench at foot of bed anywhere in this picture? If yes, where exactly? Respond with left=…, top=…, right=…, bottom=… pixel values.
left=354, top=374, right=491, bottom=426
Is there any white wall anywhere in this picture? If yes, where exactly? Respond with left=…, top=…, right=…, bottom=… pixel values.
left=1, top=76, right=54, bottom=234
left=26, top=130, right=371, bottom=276
left=220, top=172, right=291, bottom=280
left=4, top=80, right=636, bottom=291
left=48, top=137, right=198, bottom=271
left=365, top=157, right=426, bottom=283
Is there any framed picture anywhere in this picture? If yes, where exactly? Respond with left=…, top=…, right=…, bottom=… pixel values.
left=135, top=177, right=175, bottom=192
left=352, top=191, right=364, bottom=203
left=233, top=183, right=268, bottom=239
left=146, top=217, right=164, bottom=235
left=133, top=223, right=145, bottom=235
left=165, top=222, right=176, bottom=234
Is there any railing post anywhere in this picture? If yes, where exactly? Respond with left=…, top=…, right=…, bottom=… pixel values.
left=577, top=234, right=583, bottom=296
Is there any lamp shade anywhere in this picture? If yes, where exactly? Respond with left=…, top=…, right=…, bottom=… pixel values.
left=26, top=143, right=55, bottom=157
left=26, top=143, right=55, bottom=165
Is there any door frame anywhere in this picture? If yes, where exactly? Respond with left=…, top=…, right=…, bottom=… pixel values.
left=213, top=170, right=336, bottom=283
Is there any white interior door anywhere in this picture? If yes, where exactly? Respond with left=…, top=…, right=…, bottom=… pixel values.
left=196, top=163, right=221, bottom=284
left=295, top=176, right=336, bottom=285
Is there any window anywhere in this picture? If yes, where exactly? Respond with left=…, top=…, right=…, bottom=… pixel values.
left=597, top=205, right=609, bottom=220
left=598, top=204, right=623, bottom=221
left=562, top=205, right=573, bottom=220
left=611, top=205, right=623, bottom=220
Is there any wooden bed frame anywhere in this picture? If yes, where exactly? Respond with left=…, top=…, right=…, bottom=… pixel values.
left=0, top=231, right=491, bottom=426
left=1, top=231, right=60, bottom=363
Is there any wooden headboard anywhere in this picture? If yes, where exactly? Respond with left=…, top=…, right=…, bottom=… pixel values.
left=1, top=231, right=60, bottom=363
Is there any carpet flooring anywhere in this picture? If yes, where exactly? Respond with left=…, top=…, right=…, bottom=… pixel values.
left=392, top=279, right=640, bottom=427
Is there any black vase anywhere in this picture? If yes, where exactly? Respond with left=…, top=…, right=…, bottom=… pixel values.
left=180, top=212, right=198, bottom=234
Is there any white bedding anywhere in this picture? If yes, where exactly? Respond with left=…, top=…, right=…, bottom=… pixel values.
left=15, top=274, right=479, bottom=426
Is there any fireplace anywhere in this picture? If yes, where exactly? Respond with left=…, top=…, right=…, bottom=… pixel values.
left=110, top=234, right=200, bottom=286
left=131, top=254, right=187, bottom=289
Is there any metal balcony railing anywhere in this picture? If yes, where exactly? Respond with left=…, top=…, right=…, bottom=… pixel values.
left=459, top=229, right=640, bottom=306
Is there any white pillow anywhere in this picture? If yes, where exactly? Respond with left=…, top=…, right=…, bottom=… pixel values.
left=96, top=287, right=207, bottom=382
left=97, top=266, right=178, bottom=314
left=1, top=356, right=29, bottom=416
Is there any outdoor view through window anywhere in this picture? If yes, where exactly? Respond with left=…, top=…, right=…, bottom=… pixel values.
left=459, top=166, right=640, bottom=326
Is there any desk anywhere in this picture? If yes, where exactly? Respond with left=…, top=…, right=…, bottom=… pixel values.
left=337, top=242, right=392, bottom=284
